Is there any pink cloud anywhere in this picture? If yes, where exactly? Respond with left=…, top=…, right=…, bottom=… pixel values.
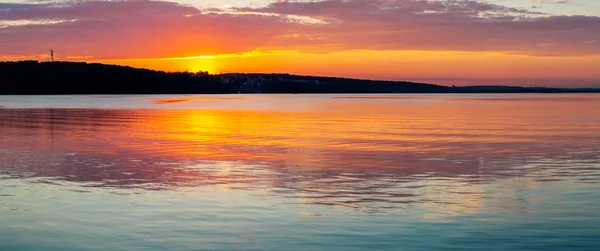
left=0, top=1, right=293, bottom=59
left=1, top=0, right=599, bottom=59
left=247, top=0, right=600, bottom=55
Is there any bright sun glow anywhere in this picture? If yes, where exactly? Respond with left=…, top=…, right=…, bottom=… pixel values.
left=186, top=58, right=216, bottom=73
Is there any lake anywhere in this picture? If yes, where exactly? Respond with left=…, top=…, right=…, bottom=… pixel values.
left=1, top=94, right=600, bottom=251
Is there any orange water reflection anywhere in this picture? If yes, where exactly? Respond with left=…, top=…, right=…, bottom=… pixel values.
left=151, top=97, right=248, bottom=104
left=1, top=94, right=600, bottom=215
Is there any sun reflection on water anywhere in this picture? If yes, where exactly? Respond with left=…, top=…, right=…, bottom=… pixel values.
left=0, top=94, right=600, bottom=219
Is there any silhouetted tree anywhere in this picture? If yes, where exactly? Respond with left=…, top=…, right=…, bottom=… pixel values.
left=0, top=61, right=591, bottom=95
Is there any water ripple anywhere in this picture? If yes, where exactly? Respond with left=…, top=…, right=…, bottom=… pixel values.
left=1, top=94, right=600, bottom=250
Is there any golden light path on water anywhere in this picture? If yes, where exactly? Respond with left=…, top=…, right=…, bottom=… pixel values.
left=1, top=94, right=599, bottom=215
left=0, top=94, right=600, bottom=251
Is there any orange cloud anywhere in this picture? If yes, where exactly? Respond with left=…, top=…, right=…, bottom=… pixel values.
left=2, top=0, right=600, bottom=59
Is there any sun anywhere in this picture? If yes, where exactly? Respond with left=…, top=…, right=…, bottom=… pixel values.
left=186, top=57, right=217, bottom=74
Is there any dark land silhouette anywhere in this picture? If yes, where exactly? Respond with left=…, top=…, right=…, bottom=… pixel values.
left=1, top=61, right=598, bottom=94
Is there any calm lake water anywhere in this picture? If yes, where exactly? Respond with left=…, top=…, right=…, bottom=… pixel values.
left=1, top=94, right=600, bottom=250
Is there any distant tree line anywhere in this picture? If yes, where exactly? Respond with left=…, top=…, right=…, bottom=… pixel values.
left=0, top=61, right=597, bottom=94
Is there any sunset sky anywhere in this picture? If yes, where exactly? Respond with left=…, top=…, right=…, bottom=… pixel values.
left=1, top=0, right=600, bottom=87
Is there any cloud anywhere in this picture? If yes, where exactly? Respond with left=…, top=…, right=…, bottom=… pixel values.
left=0, top=0, right=294, bottom=59
left=1, top=0, right=599, bottom=60
left=532, top=0, right=573, bottom=3
left=242, top=0, right=600, bottom=55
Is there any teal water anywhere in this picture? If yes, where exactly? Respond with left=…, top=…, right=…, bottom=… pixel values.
left=1, top=94, right=600, bottom=250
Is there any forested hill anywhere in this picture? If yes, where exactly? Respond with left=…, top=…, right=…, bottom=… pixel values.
left=0, top=61, right=226, bottom=94
left=1, top=61, right=598, bottom=94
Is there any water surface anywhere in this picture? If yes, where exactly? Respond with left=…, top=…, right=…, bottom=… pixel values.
left=1, top=94, right=600, bottom=250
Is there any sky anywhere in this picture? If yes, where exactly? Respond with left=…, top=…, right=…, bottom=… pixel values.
left=1, top=0, right=600, bottom=87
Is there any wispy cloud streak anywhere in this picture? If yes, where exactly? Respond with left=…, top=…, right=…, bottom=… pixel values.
left=0, top=0, right=599, bottom=59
